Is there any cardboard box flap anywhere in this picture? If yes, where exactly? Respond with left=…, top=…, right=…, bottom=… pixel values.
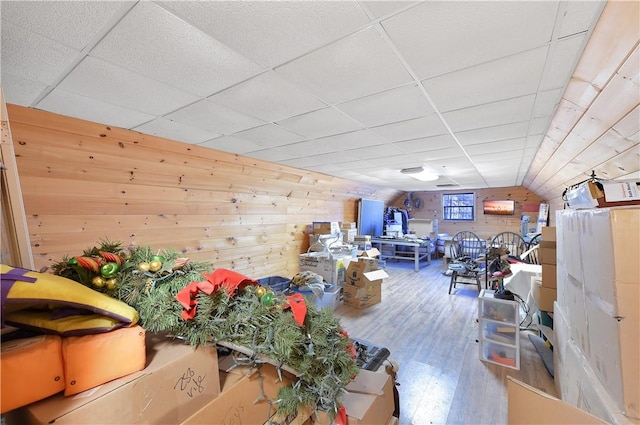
left=358, top=248, right=380, bottom=258
left=507, top=377, right=607, bottom=424
left=346, top=369, right=388, bottom=395
left=362, top=269, right=389, bottom=282
left=342, top=391, right=378, bottom=420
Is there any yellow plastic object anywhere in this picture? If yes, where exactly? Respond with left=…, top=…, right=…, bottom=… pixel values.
left=1, top=264, right=139, bottom=335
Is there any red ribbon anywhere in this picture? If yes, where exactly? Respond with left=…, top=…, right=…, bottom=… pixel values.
left=176, top=269, right=258, bottom=320
left=284, top=293, right=307, bottom=326
left=335, top=404, right=347, bottom=425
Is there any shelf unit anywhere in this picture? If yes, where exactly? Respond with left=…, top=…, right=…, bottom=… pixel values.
left=478, top=289, right=520, bottom=370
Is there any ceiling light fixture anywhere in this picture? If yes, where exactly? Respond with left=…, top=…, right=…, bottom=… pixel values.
left=401, top=166, right=439, bottom=182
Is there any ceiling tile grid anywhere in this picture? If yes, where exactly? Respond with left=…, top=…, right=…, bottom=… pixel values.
left=1, top=0, right=619, bottom=194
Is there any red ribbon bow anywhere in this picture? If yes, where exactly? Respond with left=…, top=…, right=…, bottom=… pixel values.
left=176, top=269, right=258, bottom=320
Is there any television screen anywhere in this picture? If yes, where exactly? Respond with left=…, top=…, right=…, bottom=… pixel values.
left=483, top=200, right=515, bottom=215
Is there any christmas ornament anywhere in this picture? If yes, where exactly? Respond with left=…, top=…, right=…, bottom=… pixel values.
left=100, top=262, right=119, bottom=278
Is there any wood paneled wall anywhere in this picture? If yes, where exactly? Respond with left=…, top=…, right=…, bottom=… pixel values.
left=7, top=104, right=401, bottom=277
left=390, top=187, right=545, bottom=239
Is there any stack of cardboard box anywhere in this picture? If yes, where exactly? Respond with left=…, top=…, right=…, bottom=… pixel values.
left=553, top=208, right=639, bottom=424
left=530, top=226, right=557, bottom=312
left=343, top=257, right=389, bottom=309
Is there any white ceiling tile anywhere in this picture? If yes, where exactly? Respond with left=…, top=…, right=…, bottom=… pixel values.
left=198, top=136, right=264, bottom=154
left=277, top=107, right=363, bottom=139
left=1, top=72, right=47, bottom=105
left=530, top=116, right=551, bottom=135
left=1, top=1, right=131, bottom=49
left=442, top=95, right=536, bottom=132
left=343, top=143, right=404, bottom=160
left=232, top=124, right=306, bottom=148
left=371, top=114, right=448, bottom=142
left=208, top=71, right=326, bottom=122
left=456, top=121, right=530, bottom=146
left=336, top=84, right=434, bottom=127
left=464, top=138, right=526, bottom=156
left=165, top=99, right=265, bottom=135
left=90, top=2, right=264, bottom=97
left=423, top=47, right=549, bottom=112
left=295, top=129, right=388, bottom=155
left=471, top=149, right=525, bottom=164
left=526, top=135, right=544, bottom=149
left=382, top=1, right=559, bottom=78
left=415, top=147, right=467, bottom=161
left=243, top=148, right=299, bottom=163
left=38, top=87, right=155, bottom=129
left=59, top=56, right=199, bottom=115
left=392, top=134, right=458, bottom=154
left=539, top=34, right=587, bottom=91
left=159, top=1, right=369, bottom=68
left=1, top=21, right=79, bottom=85
left=559, top=1, right=605, bottom=38
left=534, top=89, right=563, bottom=118
left=360, top=1, right=420, bottom=19
left=366, top=154, right=420, bottom=168
left=133, top=117, right=219, bottom=144
left=275, top=25, right=412, bottom=104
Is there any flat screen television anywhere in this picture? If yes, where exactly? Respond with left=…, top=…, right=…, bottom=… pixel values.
left=483, top=200, right=515, bottom=215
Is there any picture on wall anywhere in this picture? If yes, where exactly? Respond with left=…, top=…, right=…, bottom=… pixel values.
left=483, top=200, right=515, bottom=215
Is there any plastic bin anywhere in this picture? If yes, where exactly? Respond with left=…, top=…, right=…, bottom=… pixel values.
left=292, top=284, right=341, bottom=311
left=257, top=276, right=291, bottom=294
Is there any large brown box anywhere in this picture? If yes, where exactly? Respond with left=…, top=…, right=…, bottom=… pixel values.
left=14, top=336, right=220, bottom=424
left=541, top=264, right=557, bottom=289
left=181, top=363, right=293, bottom=424
left=343, top=282, right=382, bottom=309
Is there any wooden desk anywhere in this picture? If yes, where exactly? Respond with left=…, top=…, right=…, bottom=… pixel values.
left=371, top=237, right=431, bottom=272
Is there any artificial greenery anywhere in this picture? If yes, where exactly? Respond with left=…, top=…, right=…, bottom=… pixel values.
left=50, top=240, right=359, bottom=422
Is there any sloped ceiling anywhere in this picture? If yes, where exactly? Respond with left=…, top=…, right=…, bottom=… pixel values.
left=1, top=1, right=638, bottom=199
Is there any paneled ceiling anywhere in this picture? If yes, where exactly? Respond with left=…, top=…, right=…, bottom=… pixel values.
left=1, top=1, right=638, bottom=199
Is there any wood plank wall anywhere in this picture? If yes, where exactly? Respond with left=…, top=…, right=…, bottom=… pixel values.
left=7, top=104, right=402, bottom=277
left=390, top=187, right=546, bottom=239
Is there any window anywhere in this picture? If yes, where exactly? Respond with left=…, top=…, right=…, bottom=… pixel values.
left=443, top=192, right=475, bottom=221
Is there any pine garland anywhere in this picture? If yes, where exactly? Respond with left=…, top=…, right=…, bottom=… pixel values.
left=50, top=240, right=360, bottom=422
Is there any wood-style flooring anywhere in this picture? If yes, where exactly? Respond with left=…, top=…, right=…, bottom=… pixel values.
left=333, top=257, right=557, bottom=425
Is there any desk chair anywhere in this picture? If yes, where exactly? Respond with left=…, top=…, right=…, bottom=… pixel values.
left=527, top=233, right=542, bottom=249
left=520, top=244, right=540, bottom=265
left=448, top=231, right=486, bottom=294
left=490, top=231, right=527, bottom=258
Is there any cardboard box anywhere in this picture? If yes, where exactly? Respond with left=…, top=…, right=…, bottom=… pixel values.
left=343, top=282, right=382, bottom=309
left=555, top=338, right=639, bottom=425
left=181, top=363, right=294, bottom=425
left=541, top=226, right=556, bottom=242
left=357, top=247, right=380, bottom=258
left=507, top=377, right=607, bottom=424
left=299, top=252, right=349, bottom=285
left=17, top=336, right=220, bottom=425
left=304, top=369, right=395, bottom=425
left=343, top=228, right=357, bottom=243
left=346, top=257, right=379, bottom=279
left=584, top=291, right=640, bottom=419
left=541, top=263, right=557, bottom=289
left=530, top=277, right=556, bottom=312
left=346, top=263, right=388, bottom=288
left=575, top=208, right=640, bottom=315
left=340, top=221, right=357, bottom=230
left=312, top=221, right=340, bottom=235
left=539, top=244, right=557, bottom=265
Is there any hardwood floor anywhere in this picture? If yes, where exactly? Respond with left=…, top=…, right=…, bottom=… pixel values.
left=333, top=257, right=556, bottom=425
